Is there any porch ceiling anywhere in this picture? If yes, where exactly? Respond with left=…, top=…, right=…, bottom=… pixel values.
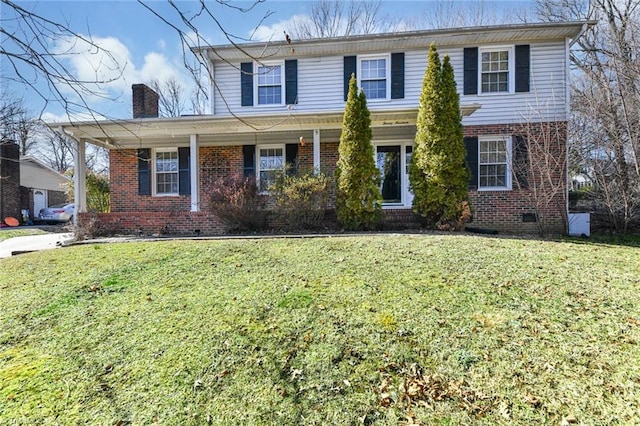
left=55, top=104, right=481, bottom=149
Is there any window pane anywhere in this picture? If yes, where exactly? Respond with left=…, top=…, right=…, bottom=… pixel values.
left=479, top=140, right=508, bottom=188
left=257, top=65, right=282, bottom=104
left=405, top=146, right=413, bottom=175
left=258, top=86, right=281, bottom=105
left=257, top=65, right=281, bottom=85
left=481, top=50, right=509, bottom=93
left=361, top=58, right=387, bottom=99
left=362, top=80, right=386, bottom=99
left=155, top=151, right=179, bottom=194
left=258, top=147, right=284, bottom=191
left=156, top=170, right=178, bottom=194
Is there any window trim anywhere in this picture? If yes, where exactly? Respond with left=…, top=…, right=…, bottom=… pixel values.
left=357, top=53, right=391, bottom=102
left=253, top=60, right=285, bottom=106
left=152, top=148, right=180, bottom=197
left=478, top=45, right=515, bottom=95
left=256, top=144, right=286, bottom=192
left=477, top=135, right=512, bottom=191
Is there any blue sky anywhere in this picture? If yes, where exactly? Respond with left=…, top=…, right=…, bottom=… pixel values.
left=2, top=1, right=534, bottom=122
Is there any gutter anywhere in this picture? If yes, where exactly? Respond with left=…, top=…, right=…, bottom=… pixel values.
left=569, top=21, right=595, bottom=47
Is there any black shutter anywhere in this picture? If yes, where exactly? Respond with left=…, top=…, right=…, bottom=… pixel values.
left=178, top=147, right=191, bottom=195
left=243, top=145, right=256, bottom=178
left=285, top=59, right=298, bottom=105
left=513, top=135, right=529, bottom=188
left=515, top=45, right=530, bottom=93
left=391, top=52, right=405, bottom=99
left=240, top=62, right=253, bottom=106
left=464, top=137, right=479, bottom=190
left=285, top=143, right=298, bottom=175
left=463, top=47, right=478, bottom=95
left=137, top=148, right=151, bottom=196
left=344, top=56, right=357, bottom=101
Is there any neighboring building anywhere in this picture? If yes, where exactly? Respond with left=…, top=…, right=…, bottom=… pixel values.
left=0, top=140, right=21, bottom=222
left=0, top=139, right=69, bottom=224
left=19, top=156, right=70, bottom=220
left=54, top=21, right=590, bottom=235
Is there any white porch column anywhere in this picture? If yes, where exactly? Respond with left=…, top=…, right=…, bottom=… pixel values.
left=190, top=134, right=200, bottom=212
left=74, top=138, right=87, bottom=219
left=313, top=129, right=320, bottom=174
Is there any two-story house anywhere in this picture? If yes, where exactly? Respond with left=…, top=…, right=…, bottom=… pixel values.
left=56, top=21, right=590, bottom=235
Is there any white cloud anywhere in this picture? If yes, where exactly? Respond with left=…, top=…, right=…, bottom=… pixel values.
left=252, top=14, right=312, bottom=42
left=51, top=34, right=190, bottom=110
left=157, top=39, right=167, bottom=51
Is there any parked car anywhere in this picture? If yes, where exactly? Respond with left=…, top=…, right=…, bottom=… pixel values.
left=38, top=203, right=75, bottom=224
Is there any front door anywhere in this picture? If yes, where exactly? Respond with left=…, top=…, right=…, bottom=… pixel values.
left=376, top=146, right=401, bottom=203
left=33, top=189, right=47, bottom=216
left=375, top=145, right=413, bottom=206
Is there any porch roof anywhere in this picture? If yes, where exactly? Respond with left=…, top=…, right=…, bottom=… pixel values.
left=54, top=104, right=481, bottom=149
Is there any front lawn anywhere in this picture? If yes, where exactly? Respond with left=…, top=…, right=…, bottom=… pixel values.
left=1, top=234, right=638, bottom=424
left=0, top=228, right=48, bottom=242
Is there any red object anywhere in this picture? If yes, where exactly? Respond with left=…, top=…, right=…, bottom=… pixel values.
left=4, top=217, right=19, bottom=227
left=52, top=209, right=65, bottom=213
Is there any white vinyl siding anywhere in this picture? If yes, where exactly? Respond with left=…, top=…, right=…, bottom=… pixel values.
left=211, top=41, right=567, bottom=124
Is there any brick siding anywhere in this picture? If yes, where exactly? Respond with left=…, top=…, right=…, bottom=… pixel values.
left=0, top=141, right=21, bottom=221
left=94, top=121, right=567, bottom=235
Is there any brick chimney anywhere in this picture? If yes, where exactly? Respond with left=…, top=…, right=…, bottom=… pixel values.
left=132, top=84, right=159, bottom=118
left=0, top=139, right=21, bottom=221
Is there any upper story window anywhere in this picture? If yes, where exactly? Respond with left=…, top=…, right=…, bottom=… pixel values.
left=358, top=55, right=390, bottom=100
left=256, top=63, right=283, bottom=105
left=479, top=136, right=512, bottom=190
left=480, top=47, right=514, bottom=94
left=155, top=149, right=179, bottom=195
left=257, top=145, right=285, bottom=191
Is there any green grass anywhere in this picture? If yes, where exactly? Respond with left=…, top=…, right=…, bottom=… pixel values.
left=1, top=234, right=639, bottom=425
left=0, top=228, right=48, bottom=242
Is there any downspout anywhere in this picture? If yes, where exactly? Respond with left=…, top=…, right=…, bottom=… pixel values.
left=206, top=49, right=216, bottom=115
left=564, top=22, right=594, bottom=233
left=565, top=36, right=571, bottom=234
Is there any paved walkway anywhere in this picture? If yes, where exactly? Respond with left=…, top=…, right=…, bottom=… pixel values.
left=0, top=233, right=75, bottom=259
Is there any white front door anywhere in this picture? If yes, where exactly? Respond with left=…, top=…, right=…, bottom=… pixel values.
left=33, top=189, right=47, bottom=216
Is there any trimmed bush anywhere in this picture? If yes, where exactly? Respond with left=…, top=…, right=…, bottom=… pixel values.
left=410, top=44, right=470, bottom=229
left=335, top=74, right=382, bottom=230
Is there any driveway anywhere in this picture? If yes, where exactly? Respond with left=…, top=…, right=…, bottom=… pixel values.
left=0, top=233, right=74, bottom=258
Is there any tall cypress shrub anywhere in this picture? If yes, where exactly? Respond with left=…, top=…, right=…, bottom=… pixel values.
left=335, top=74, right=382, bottom=230
left=409, top=44, right=469, bottom=228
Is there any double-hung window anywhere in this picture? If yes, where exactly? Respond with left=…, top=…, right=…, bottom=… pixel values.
left=256, top=62, right=283, bottom=105
left=479, top=136, right=511, bottom=190
left=480, top=47, right=513, bottom=94
left=359, top=55, right=390, bottom=100
left=257, top=145, right=284, bottom=191
left=155, top=149, right=179, bottom=195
